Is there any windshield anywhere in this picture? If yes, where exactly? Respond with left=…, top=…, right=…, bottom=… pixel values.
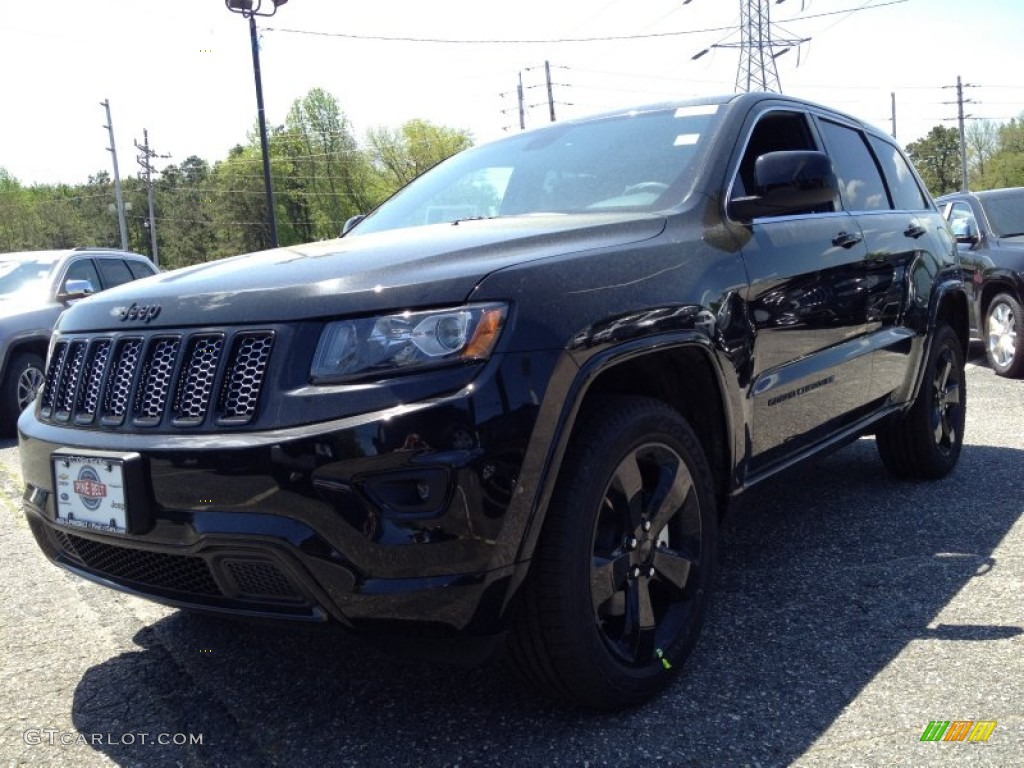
left=981, top=191, right=1024, bottom=237
left=0, top=259, right=54, bottom=300
left=353, top=104, right=722, bottom=235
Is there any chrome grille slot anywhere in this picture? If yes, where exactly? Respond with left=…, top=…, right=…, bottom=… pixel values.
left=75, top=340, right=112, bottom=423
left=217, top=333, right=273, bottom=423
left=172, top=335, right=224, bottom=425
left=54, top=341, right=87, bottom=419
left=133, top=337, right=181, bottom=425
left=101, top=338, right=143, bottom=424
left=41, top=341, right=69, bottom=416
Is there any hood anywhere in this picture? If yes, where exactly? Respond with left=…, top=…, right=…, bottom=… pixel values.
left=57, top=213, right=665, bottom=331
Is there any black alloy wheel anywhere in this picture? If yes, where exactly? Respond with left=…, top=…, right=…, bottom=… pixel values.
left=509, top=396, right=717, bottom=710
left=876, top=325, right=966, bottom=479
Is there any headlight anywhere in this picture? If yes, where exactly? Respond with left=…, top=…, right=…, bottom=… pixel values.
left=311, top=303, right=507, bottom=383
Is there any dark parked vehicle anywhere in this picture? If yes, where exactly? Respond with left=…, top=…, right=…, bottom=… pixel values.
left=935, top=188, right=1024, bottom=377
left=0, top=248, right=157, bottom=433
left=18, top=93, right=968, bottom=710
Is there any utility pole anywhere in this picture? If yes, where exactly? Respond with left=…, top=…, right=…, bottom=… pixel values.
left=101, top=99, right=129, bottom=251
left=891, top=92, right=897, bottom=139
left=135, top=129, right=170, bottom=268
left=943, top=75, right=975, bottom=192
left=544, top=60, right=556, bottom=122
left=517, top=72, right=526, bottom=130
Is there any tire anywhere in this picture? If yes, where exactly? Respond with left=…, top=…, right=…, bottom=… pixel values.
left=1, top=351, right=46, bottom=435
left=876, top=325, right=966, bottom=479
left=508, top=396, right=717, bottom=710
left=984, top=292, right=1024, bottom=378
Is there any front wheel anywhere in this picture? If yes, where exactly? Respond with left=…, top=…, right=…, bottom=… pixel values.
left=508, top=396, right=717, bottom=710
left=985, top=293, right=1024, bottom=378
left=876, top=325, right=966, bottom=479
left=1, top=351, right=46, bottom=435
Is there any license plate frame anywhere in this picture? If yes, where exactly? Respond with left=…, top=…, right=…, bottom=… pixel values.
left=51, top=450, right=148, bottom=535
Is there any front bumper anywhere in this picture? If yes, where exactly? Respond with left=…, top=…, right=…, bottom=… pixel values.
left=18, top=368, right=547, bottom=637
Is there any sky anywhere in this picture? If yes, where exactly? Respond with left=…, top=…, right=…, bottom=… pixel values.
left=1, top=0, right=1021, bottom=187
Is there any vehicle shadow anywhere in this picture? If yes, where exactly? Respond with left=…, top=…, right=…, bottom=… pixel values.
left=70, top=439, right=1023, bottom=767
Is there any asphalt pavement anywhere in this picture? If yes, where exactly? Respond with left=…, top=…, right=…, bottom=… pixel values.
left=1, top=345, right=1021, bottom=767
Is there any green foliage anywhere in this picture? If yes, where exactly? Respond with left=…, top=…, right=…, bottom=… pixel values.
left=366, top=119, right=474, bottom=196
left=906, top=113, right=1024, bottom=194
left=0, top=88, right=475, bottom=265
left=906, top=125, right=962, bottom=196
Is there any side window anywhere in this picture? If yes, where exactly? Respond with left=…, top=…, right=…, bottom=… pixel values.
left=818, top=120, right=890, bottom=212
left=96, top=257, right=135, bottom=289
left=732, top=111, right=819, bottom=202
left=126, top=259, right=157, bottom=280
left=867, top=135, right=930, bottom=211
left=62, top=259, right=102, bottom=293
left=948, top=202, right=977, bottom=239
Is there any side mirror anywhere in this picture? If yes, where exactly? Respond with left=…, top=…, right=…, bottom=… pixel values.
left=341, top=214, right=365, bottom=237
left=950, top=219, right=979, bottom=244
left=729, top=150, right=838, bottom=221
left=59, top=279, right=96, bottom=301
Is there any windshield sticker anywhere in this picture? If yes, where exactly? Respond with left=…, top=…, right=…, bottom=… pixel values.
left=674, top=105, right=719, bottom=118
left=674, top=134, right=700, bottom=146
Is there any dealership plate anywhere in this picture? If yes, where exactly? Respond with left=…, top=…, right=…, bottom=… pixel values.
left=52, top=454, right=128, bottom=534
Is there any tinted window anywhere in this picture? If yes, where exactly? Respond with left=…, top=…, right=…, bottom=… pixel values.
left=980, top=193, right=1024, bottom=237
left=63, top=259, right=102, bottom=293
left=126, top=259, right=157, bottom=279
left=96, top=257, right=135, bottom=288
left=818, top=120, right=889, bottom=212
left=868, top=135, right=930, bottom=211
left=732, top=110, right=818, bottom=201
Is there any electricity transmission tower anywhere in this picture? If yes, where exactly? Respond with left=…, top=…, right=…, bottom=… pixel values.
left=694, top=0, right=809, bottom=93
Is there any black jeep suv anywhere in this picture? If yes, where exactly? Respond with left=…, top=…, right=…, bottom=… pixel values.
left=19, top=92, right=967, bottom=710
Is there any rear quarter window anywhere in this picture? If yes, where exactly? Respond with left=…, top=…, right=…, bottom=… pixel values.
left=818, top=119, right=889, bottom=212
left=96, top=258, right=135, bottom=289
left=867, top=135, right=930, bottom=211
left=126, top=259, right=158, bottom=280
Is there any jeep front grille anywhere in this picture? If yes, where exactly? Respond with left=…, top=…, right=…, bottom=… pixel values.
left=41, top=330, right=274, bottom=429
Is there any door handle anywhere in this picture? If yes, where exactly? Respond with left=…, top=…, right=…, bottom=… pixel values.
left=832, top=231, right=863, bottom=249
left=904, top=223, right=927, bottom=239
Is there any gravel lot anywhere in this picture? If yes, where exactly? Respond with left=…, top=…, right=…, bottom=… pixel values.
left=1, top=345, right=1021, bottom=767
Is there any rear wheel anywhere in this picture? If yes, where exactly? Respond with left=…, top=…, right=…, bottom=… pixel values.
left=1, top=351, right=45, bottom=435
left=985, top=293, right=1024, bottom=378
left=508, top=396, right=717, bottom=710
left=876, top=325, right=965, bottom=479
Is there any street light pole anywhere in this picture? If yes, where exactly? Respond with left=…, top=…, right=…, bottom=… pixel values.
left=226, top=0, right=288, bottom=249
left=248, top=13, right=278, bottom=248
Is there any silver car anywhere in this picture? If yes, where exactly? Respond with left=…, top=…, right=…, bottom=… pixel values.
left=0, top=248, right=157, bottom=433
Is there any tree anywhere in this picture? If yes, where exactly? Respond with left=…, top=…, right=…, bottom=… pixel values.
left=966, top=120, right=999, bottom=188
left=985, top=117, right=1024, bottom=189
left=905, top=126, right=962, bottom=196
left=278, top=88, right=374, bottom=241
left=366, top=119, right=473, bottom=200
left=154, top=156, right=217, bottom=269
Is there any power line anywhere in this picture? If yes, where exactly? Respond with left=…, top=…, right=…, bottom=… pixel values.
left=264, top=23, right=738, bottom=44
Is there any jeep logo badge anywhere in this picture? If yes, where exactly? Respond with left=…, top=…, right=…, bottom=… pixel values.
left=116, top=302, right=162, bottom=323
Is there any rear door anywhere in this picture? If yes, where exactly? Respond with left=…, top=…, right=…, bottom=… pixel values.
left=815, top=120, right=952, bottom=401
